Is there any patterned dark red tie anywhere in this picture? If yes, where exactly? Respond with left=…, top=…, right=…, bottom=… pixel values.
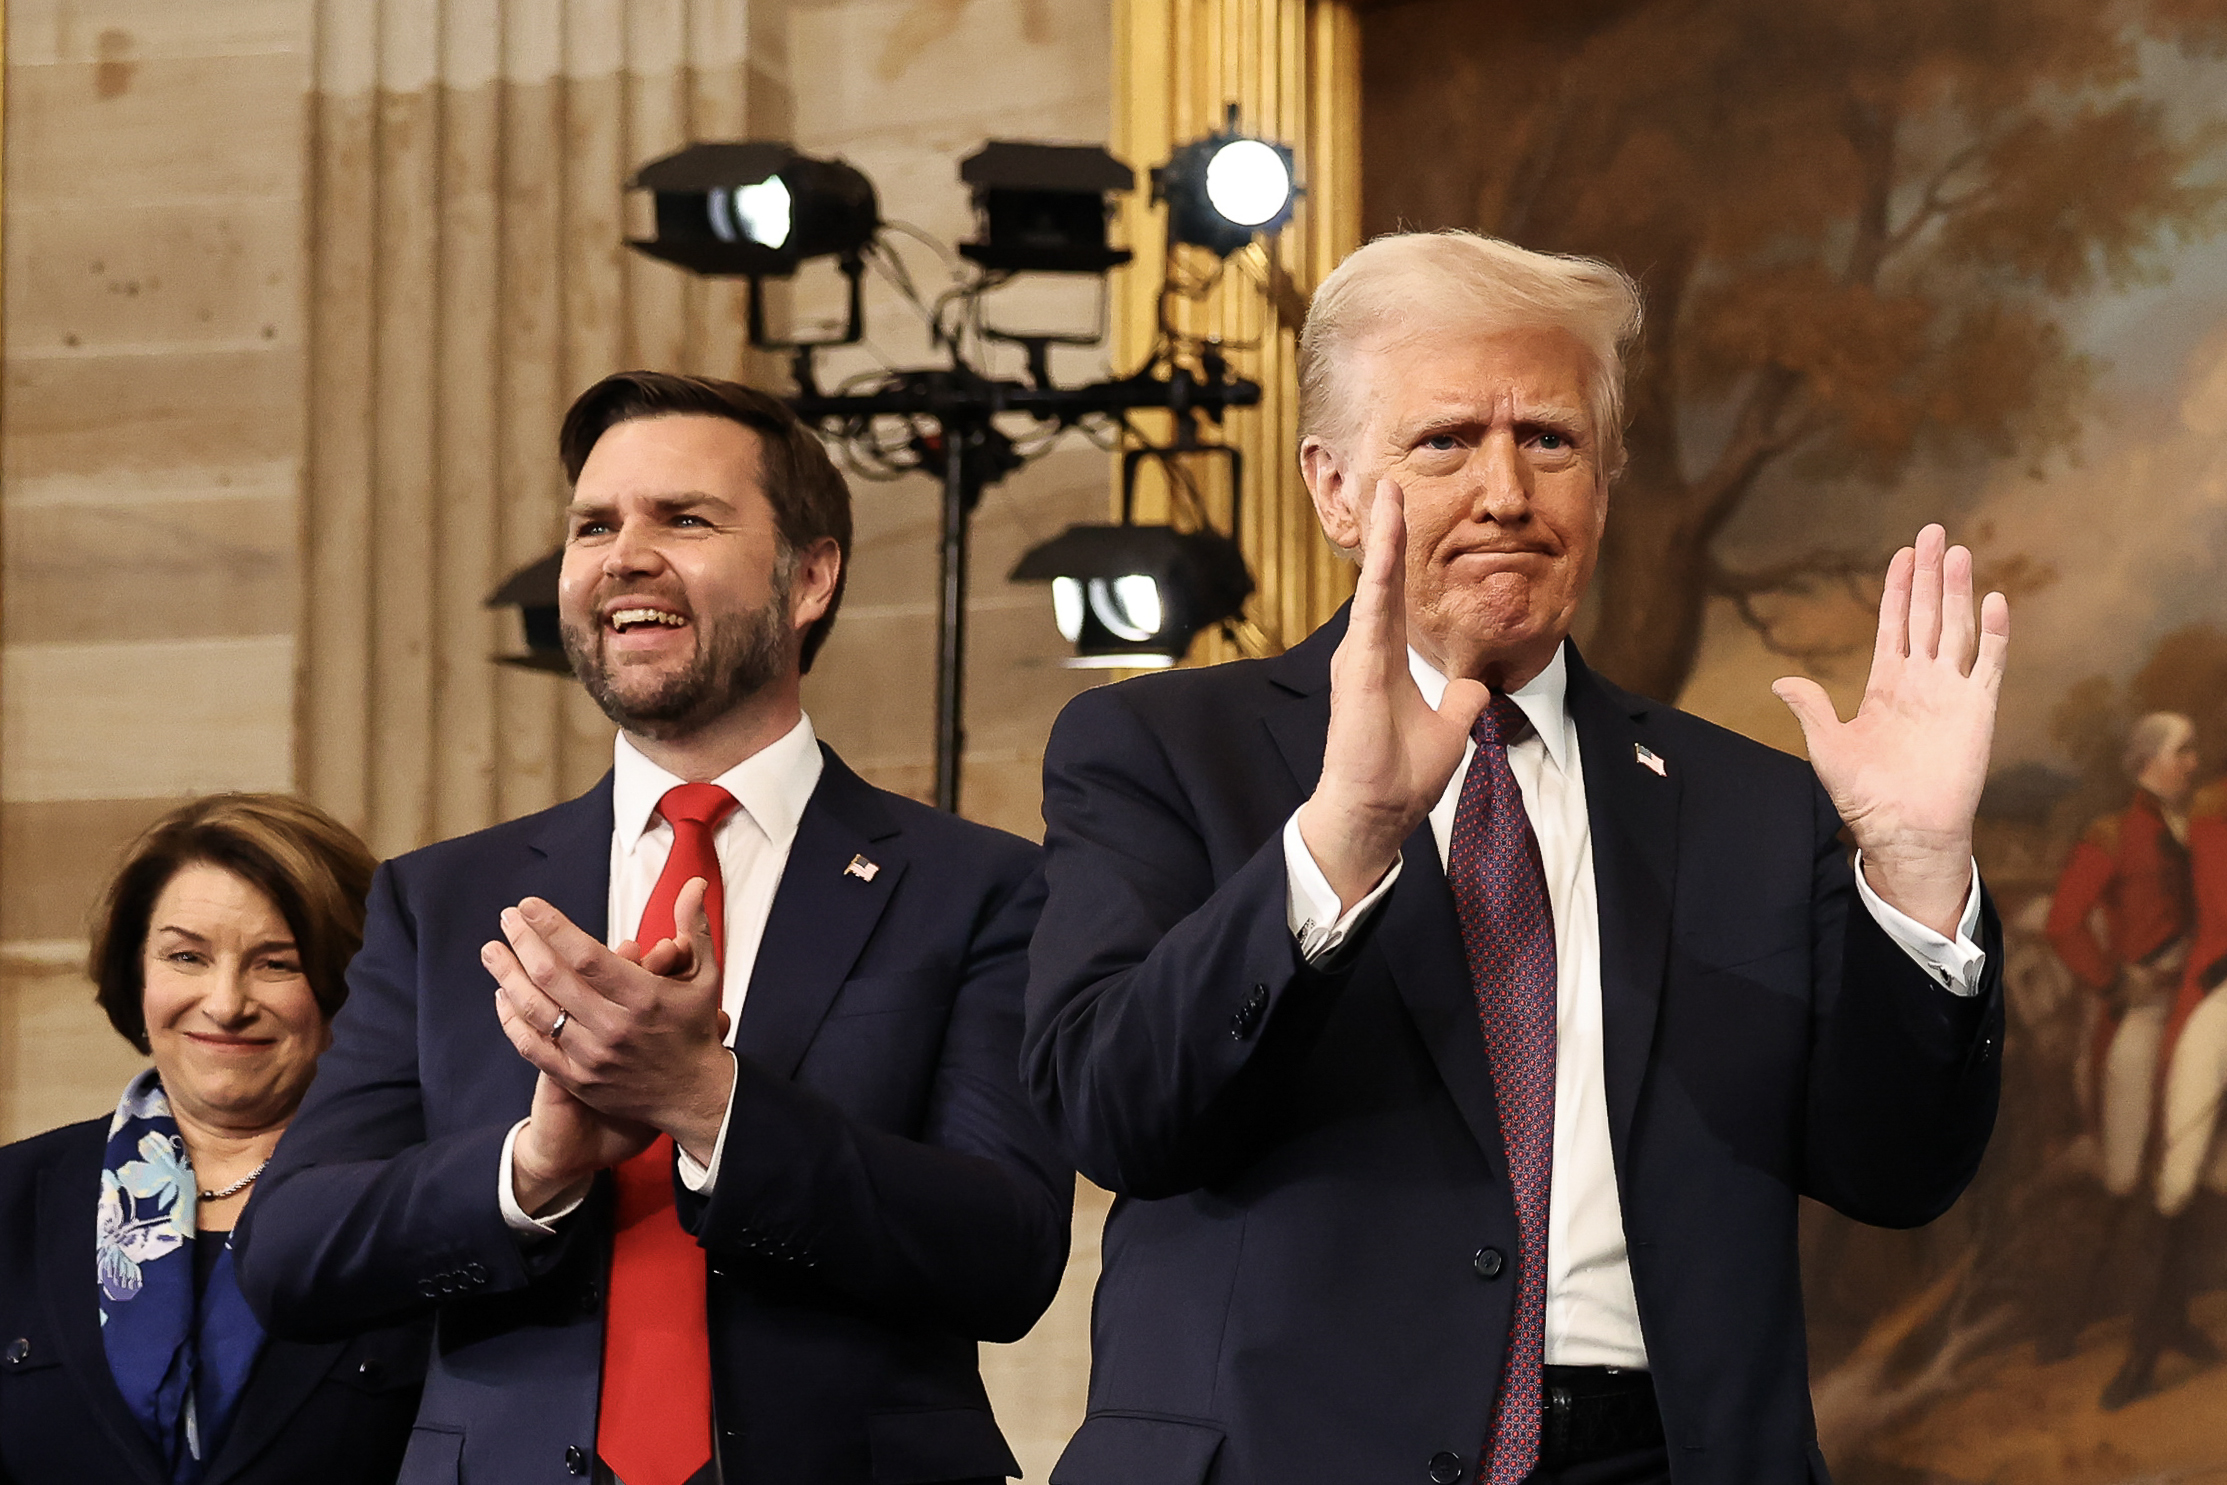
left=597, top=782, right=736, bottom=1485
left=1447, top=695, right=1557, bottom=1485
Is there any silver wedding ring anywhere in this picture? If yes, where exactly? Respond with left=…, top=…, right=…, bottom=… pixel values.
left=548, top=1010, right=570, bottom=1041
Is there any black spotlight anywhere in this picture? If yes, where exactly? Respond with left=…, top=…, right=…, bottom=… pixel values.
left=1010, top=524, right=1255, bottom=668
left=486, top=549, right=571, bottom=675
left=1152, top=104, right=1299, bottom=257
left=629, top=141, right=879, bottom=279
left=958, top=141, right=1135, bottom=275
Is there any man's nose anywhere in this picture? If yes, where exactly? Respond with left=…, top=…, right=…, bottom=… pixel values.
left=1469, top=433, right=1532, bottom=524
left=603, top=518, right=668, bottom=578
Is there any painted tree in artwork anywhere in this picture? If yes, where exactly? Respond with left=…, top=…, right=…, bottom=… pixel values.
left=1362, top=0, right=2227, bottom=701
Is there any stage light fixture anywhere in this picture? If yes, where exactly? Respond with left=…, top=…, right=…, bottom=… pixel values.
left=629, top=141, right=879, bottom=278
left=1011, top=523, right=1254, bottom=667
left=486, top=549, right=571, bottom=674
left=957, top=141, right=1135, bottom=275
left=1152, top=105, right=1299, bottom=257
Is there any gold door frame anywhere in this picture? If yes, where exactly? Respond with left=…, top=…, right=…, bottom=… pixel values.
left=1110, top=0, right=1362, bottom=659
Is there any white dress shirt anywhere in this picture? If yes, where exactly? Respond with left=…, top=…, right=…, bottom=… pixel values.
left=499, top=716, right=825, bottom=1235
left=1281, top=647, right=1985, bottom=1368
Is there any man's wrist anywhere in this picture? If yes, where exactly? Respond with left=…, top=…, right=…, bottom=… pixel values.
left=510, top=1131, right=594, bottom=1219
left=667, top=1044, right=738, bottom=1169
left=1296, top=794, right=1409, bottom=913
left=1857, top=838, right=1974, bottom=939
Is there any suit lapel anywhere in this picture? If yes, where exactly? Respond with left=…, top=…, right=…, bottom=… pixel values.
left=1376, top=828, right=1511, bottom=1178
left=733, top=748, right=905, bottom=1079
left=1565, top=646, right=1680, bottom=1164
left=203, top=1333, right=346, bottom=1485
left=525, top=774, right=616, bottom=947
left=1260, top=605, right=1346, bottom=798
left=35, top=1153, right=166, bottom=1485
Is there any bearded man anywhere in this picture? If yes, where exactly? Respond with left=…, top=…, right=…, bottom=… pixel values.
left=239, top=372, right=1068, bottom=1485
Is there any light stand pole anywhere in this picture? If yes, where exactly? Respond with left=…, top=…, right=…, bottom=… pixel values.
left=788, top=356, right=1258, bottom=813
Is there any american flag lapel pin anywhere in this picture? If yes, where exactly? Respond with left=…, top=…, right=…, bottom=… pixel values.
left=844, top=853, right=881, bottom=882
left=1634, top=743, right=1667, bottom=778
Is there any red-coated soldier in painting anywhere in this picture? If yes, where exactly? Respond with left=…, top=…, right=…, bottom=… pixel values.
left=2043, top=712, right=2205, bottom=1407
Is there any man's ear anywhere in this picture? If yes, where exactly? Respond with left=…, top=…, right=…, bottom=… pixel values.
left=1300, top=438, right=1363, bottom=551
left=789, top=537, right=842, bottom=632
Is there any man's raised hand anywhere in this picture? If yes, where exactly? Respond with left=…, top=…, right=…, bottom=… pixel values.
left=1772, top=524, right=2009, bottom=937
left=1297, top=479, right=1490, bottom=909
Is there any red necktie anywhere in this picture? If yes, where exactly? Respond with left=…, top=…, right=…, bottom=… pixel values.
left=1447, top=697, right=1557, bottom=1485
left=597, top=782, right=737, bottom=1485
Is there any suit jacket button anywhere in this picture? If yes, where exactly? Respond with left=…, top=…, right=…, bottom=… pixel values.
left=464, top=1262, right=488, bottom=1283
left=356, top=1357, right=384, bottom=1383
left=4, top=1338, right=28, bottom=1365
left=418, top=1280, right=441, bottom=1300
left=1246, top=983, right=1269, bottom=1012
left=1473, top=1247, right=1505, bottom=1280
left=565, top=1444, right=589, bottom=1475
left=1429, top=1451, right=1464, bottom=1484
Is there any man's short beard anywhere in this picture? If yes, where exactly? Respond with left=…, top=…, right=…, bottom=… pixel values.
left=563, top=565, right=796, bottom=742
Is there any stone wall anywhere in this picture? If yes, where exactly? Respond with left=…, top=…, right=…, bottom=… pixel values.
left=2, top=0, right=313, bottom=1138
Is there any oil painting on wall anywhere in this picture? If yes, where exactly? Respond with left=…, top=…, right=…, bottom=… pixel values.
left=1359, top=0, right=2227, bottom=1477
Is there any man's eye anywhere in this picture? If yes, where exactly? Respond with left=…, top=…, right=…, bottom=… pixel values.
left=673, top=514, right=710, bottom=528
left=1422, top=434, right=1460, bottom=451
left=1536, top=432, right=1568, bottom=450
left=571, top=521, right=612, bottom=539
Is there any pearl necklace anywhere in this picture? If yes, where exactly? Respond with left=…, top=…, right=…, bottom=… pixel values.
left=199, top=1159, right=270, bottom=1202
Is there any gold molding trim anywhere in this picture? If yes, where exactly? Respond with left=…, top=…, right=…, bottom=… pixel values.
left=1110, top=0, right=1361, bottom=661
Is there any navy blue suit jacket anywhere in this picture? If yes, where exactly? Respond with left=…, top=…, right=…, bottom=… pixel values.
left=1023, top=617, right=2003, bottom=1485
left=0, top=1118, right=427, bottom=1485
left=236, top=746, right=1069, bottom=1485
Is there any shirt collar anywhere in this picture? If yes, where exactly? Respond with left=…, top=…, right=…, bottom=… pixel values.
left=1406, top=643, right=1575, bottom=775
left=611, top=714, right=824, bottom=854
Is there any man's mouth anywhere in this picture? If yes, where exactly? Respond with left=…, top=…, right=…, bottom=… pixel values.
left=606, top=607, right=688, bottom=634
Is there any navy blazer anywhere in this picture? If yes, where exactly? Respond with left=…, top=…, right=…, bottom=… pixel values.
left=0, top=1118, right=426, bottom=1485
left=1023, top=616, right=2003, bottom=1485
left=236, top=746, right=1070, bottom=1485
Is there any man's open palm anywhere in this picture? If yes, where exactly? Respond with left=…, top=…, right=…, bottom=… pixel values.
left=1773, top=524, right=2009, bottom=936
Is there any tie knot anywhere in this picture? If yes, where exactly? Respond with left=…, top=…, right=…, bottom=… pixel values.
left=1472, top=693, right=1534, bottom=749
left=657, top=782, right=739, bottom=832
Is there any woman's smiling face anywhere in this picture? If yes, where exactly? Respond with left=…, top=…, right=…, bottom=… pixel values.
left=140, top=861, right=331, bottom=1136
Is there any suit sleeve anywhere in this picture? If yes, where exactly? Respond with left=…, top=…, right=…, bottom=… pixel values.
left=235, top=861, right=570, bottom=1341
left=678, top=855, right=1071, bottom=1345
left=1022, top=685, right=1355, bottom=1200
left=1803, top=781, right=2005, bottom=1227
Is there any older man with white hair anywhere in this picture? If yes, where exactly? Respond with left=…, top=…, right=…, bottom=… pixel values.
left=1025, top=231, right=2007, bottom=1485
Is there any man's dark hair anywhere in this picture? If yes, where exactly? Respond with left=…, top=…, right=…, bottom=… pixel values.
left=558, top=371, right=853, bottom=672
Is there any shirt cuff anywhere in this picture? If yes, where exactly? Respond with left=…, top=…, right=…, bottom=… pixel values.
left=498, top=1118, right=587, bottom=1239
left=1283, top=810, right=1402, bottom=965
left=674, top=1050, right=740, bottom=1195
left=1853, top=852, right=1987, bottom=997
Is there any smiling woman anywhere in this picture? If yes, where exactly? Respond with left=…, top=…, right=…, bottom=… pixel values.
left=0, top=794, right=430, bottom=1485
